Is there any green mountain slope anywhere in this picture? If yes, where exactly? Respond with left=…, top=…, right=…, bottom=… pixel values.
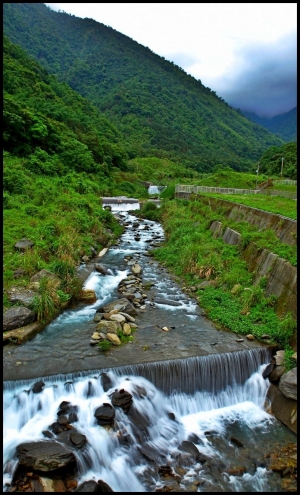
left=243, top=108, right=297, bottom=142
left=3, top=2, right=284, bottom=173
left=3, top=34, right=128, bottom=175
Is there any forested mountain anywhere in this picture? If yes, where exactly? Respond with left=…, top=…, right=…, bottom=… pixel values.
left=3, top=2, right=284, bottom=173
left=242, top=107, right=297, bottom=143
left=3, top=34, right=128, bottom=176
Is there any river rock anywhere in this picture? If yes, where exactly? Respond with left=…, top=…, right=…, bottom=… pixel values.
left=103, top=298, right=138, bottom=316
left=70, top=431, right=86, bottom=448
left=106, top=333, right=121, bottom=345
left=131, top=263, right=142, bottom=275
left=122, top=323, right=132, bottom=335
left=30, top=269, right=60, bottom=285
left=279, top=368, right=297, bottom=400
left=272, top=350, right=285, bottom=366
left=31, top=380, right=45, bottom=394
left=269, top=365, right=286, bottom=382
left=74, top=479, right=113, bottom=492
left=91, top=332, right=101, bottom=340
left=111, top=389, right=133, bottom=412
left=3, top=306, right=36, bottom=331
left=94, top=313, right=103, bottom=322
left=16, top=441, right=76, bottom=471
left=119, top=312, right=136, bottom=322
left=7, top=288, right=36, bottom=307
left=78, top=289, right=97, bottom=303
left=97, top=320, right=120, bottom=334
left=94, top=403, right=115, bottom=425
left=95, top=263, right=111, bottom=275
left=109, top=314, right=126, bottom=324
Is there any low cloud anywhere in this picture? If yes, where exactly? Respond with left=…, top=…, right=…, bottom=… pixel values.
left=213, top=32, right=297, bottom=117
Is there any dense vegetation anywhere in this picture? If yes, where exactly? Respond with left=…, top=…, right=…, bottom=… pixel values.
left=258, top=142, right=297, bottom=179
left=243, top=107, right=297, bottom=142
left=139, top=199, right=296, bottom=365
left=3, top=2, right=285, bottom=173
left=3, top=7, right=297, bottom=363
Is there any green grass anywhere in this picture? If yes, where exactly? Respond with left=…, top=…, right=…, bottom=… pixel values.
left=148, top=199, right=296, bottom=353
left=201, top=193, right=297, bottom=220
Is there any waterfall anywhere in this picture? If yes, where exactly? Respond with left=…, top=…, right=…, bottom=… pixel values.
left=148, top=185, right=166, bottom=195
left=4, top=348, right=289, bottom=493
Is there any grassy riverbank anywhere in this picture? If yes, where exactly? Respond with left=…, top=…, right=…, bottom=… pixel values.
left=139, top=199, right=296, bottom=367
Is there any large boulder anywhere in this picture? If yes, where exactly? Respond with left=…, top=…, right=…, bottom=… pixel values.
left=30, top=269, right=60, bottom=285
left=279, top=368, right=297, bottom=400
left=3, top=306, right=36, bottom=331
left=75, top=479, right=113, bottom=492
left=266, top=383, right=297, bottom=434
left=111, top=389, right=133, bottom=413
left=94, top=403, right=115, bottom=426
left=16, top=441, right=76, bottom=471
left=7, top=288, right=36, bottom=307
left=102, top=298, right=138, bottom=316
left=78, top=289, right=97, bottom=303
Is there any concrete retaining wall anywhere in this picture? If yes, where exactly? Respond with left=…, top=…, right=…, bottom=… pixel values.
left=176, top=193, right=297, bottom=247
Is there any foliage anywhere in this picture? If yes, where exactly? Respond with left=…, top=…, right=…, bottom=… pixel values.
left=30, top=276, right=63, bottom=323
left=3, top=3, right=285, bottom=173
left=243, top=107, right=296, bottom=143
left=257, top=142, right=297, bottom=179
left=97, top=339, right=112, bottom=352
left=202, top=192, right=297, bottom=220
left=152, top=199, right=296, bottom=349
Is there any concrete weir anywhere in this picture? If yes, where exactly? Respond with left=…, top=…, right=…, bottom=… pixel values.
left=101, top=197, right=140, bottom=211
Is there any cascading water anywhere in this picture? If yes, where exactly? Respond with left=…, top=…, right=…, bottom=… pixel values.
left=3, top=205, right=296, bottom=492
left=3, top=352, right=296, bottom=492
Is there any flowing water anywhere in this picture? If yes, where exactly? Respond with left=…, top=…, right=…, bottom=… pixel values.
left=3, top=205, right=296, bottom=492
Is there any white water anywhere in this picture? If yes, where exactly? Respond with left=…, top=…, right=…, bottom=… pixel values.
left=3, top=356, right=290, bottom=492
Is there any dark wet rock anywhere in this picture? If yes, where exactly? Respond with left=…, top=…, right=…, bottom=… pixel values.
left=50, top=422, right=65, bottom=434
left=167, top=412, right=176, bottom=421
left=74, top=480, right=99, bottom=492
left=95, top=263, right=111, bottom=276
left=57, top=416, right=69, bottom=426
left=70, top=431, right=86, bottom=448
left=31, top=380, right=45, bottom=394
left=269, top=365, right=286, bottom=382
left=126, top=405, right=151, bottom=440
left=68, top=411, right=78, bottom=423
left=16, top=441, right=76, bottom=471
left=42, top=430, right=54, bottom=439
left=178, top=441, right=206, bottom=462
left=94, top=403, right=115, bottom=425
left=154, top=298, right=182, bottom=307
left=262, top=362, right=275, bottom=379
left=100, top=372, right=114, bottom=392
left=111, top=389, right=133, bottom=413
left=97, top=479, right=114, bottom=492
left=230, top=437, right=244, bottom=448
left=137, top=443, right=165, bottom=463
left=3, top=306, right=36, bottom=331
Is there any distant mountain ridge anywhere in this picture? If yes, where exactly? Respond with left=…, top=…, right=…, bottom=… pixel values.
left=3, top=2, right=284, bottom=173
left=242, top=107, right=296, bottom=142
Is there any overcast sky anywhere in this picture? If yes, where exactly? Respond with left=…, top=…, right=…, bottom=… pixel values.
left=45, top=3, right=296, bottom=117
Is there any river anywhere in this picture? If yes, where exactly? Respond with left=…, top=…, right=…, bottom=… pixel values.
left=3, top=205, right=296, bottom=492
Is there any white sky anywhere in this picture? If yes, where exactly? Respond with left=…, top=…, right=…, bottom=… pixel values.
left=45, top=3, right=297, bottom=117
